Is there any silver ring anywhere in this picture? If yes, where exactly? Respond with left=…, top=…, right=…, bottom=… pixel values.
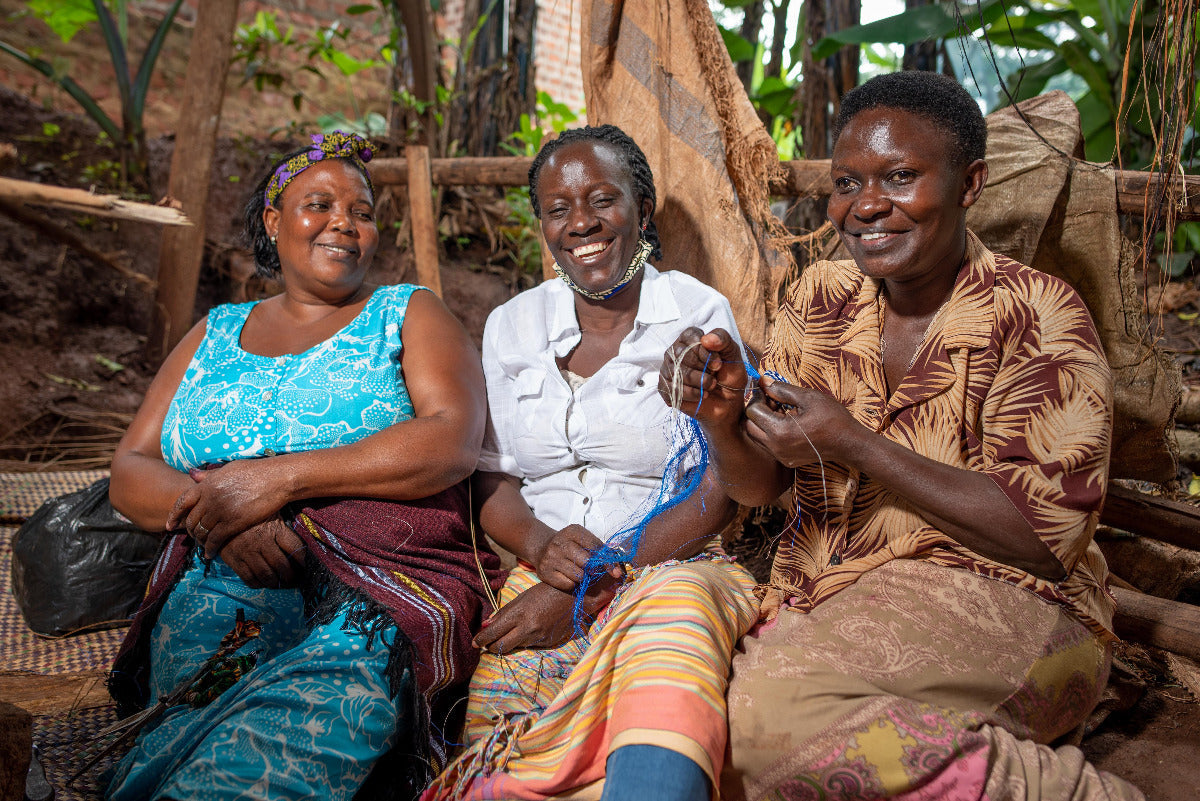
left=195, top=523, right=209, bottom=537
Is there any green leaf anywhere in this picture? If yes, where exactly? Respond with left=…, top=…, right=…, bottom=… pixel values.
left=1006, top=55, right=1065, bottom=104
left=984, top=26, right=1056, bottom=52
left=42, top=122, right=60, bottom=138
left=718, top=26, right=756, bottom=63
left=346, top=4, right=375, bottom=13
left=94, top=354, right=125, bottom=372
left=1058, top=40, right=1114, bottom=112
left=27, top=0, right=96, bottom=42
left=813, top=1, right=1005, bottom=61
left=326, top=50, right=378, bottom=76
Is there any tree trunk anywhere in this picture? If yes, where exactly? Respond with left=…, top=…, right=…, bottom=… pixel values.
left=901, top=0, right=939, bottom=71
left=146, top=0, right=239, bottom=363
left=449, top=0, right=538, bottom=157
left=737, top=0, right=766, bottom=92
left=765, top=0, right=793, bottom=80
left=388, top=0, right=441, bottom=152
left=797, top=0, right=860, bottom=159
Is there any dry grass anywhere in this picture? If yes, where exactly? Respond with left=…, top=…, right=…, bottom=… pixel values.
left=0, top=407, right=130, bottom=472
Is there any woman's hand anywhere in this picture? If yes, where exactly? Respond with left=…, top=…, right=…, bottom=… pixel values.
left=659, top=327, right=747, bottom=429
left=472, top=579, right=617, bottom=653
left=217, top=517, right=307, bottom=589
left=744, top=379, right=864, bottom=468
left=530, top=525, right=623, bottom=592
left=167, top=460, right=293, bottom=557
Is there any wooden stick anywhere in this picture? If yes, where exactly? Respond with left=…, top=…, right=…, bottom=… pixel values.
left=1111, top=585, right=1200, bottom=661
left=0, top=670, right=110, bottom=717
left=370, top=156, right=1196, bottom=220
left=371, top=156, right=530, bottom=188
left=0, top=176, right=191, bottom=226
left=0, top=196, right=155, bottom=289
left=406, top=144, right=442, bottom=296
left=1178, top=388, right=1200, bottom=425
left=146, top=0, right=239, bottom=363
left=1102, top=484, right=1200, bottom=551
left=1175, top=429, right=1200, bottom=471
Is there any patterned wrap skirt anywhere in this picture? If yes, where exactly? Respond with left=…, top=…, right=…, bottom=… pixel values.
left=721, top=558, right=1145, bottom=801
left=423, top=553, right=758, bottom=800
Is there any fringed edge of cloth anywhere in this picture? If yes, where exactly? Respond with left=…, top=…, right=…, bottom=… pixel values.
left=304, top=555, right=439, bottom=801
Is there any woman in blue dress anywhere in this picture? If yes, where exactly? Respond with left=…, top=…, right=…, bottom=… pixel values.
left=105, top=132, right=501, bottom=800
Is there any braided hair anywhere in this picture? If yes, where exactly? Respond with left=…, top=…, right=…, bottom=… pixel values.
left=833, top=71, right=987, bottom=166
left=528, top=124, right=663, bottom=261
left=243, top=146, right=375, bottom=279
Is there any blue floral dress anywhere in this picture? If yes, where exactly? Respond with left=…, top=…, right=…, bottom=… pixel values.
left=108, top=284, right=424, bottom=801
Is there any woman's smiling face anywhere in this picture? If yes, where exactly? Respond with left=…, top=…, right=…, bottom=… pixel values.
left=537, top=140, right=652, bottom=297
left=263, top=159, right=379, bottom=298
left=828, top=107, right=986, bottom=289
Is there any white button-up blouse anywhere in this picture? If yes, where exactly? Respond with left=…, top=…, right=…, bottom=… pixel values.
left=478, top=264, right=742, bottom=544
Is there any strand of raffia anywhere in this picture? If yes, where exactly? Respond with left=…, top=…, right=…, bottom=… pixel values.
left=569, top=342, right=712, bottom=636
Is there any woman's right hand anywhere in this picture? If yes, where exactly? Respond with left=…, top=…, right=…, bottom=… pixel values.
left=472, top=578, right=617, bottom=653
left=531, top=524, right=622, bottom=592
left=659, top=327, right=747, bottom=428
left=217, top=517, right=307, bottom=589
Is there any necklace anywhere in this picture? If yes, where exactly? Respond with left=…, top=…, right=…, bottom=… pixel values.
left=879, top=293, right=943, bottom=372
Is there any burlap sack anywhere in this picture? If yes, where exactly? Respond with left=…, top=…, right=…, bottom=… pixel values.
left=580, top=0, right=793, bottom=353
left=967, top=92, right=1179, bottom=480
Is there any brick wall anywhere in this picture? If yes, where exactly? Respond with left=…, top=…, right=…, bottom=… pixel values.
left=437, top=0, right=586, bottom=122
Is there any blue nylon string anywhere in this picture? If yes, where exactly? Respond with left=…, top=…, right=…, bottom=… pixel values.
left=569, top=354, right=715, bottom=637
left=567, top=351, right=792, bottom=636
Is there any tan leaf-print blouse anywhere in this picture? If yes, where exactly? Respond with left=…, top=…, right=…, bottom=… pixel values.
left=762, top=232, right=1115, bottom=638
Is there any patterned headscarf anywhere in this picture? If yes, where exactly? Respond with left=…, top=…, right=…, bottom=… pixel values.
left=264, top=131, right=376, bottom=208
left=552, top=236, right=653, bottom=301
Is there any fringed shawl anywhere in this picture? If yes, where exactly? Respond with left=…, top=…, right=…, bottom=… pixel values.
left=108, top=482, right=506, bottom=796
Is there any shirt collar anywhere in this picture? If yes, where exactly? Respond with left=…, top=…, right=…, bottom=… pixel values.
left=546, top=264, right=678, bottom=357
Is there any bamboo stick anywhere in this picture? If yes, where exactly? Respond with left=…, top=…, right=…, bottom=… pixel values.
left=0, top=176, right=191, bottom=226
left=370, top=156, right=1196, bottom=220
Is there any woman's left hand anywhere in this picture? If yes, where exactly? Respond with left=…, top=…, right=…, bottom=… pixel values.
left=166, top=459, right=293, bottom=557
left=473, top=578, right=617, bottom=654
left=744, top=380, right=864, bottom=468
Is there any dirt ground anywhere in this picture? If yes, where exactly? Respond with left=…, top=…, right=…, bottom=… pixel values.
left=2, top=17, right=1200, bottom=796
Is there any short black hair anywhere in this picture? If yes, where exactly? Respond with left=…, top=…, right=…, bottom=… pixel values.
left=528, top=124, right=662, bottom=261
left=242, top=146, right=374, bottom=279
left=833, top=71, right=987, bottom=165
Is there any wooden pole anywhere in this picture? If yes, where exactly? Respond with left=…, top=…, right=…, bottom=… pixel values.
left=146, top=0, right=239, bottom=363
left=1103, top=484, right=1200, bottom=551
left=1112, top=585, right=1200, bottom=661
left=406, top=144, right=442, bottom=296
left=370, top=156, right=1197, bottom=220
left=0, top=176, right=191, bottom=226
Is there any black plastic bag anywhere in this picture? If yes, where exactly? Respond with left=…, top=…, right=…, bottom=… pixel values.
left=11, top=478, right=160, bottom=636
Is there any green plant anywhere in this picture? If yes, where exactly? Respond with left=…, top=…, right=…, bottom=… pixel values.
left=232, top=8, right=389, bottom=134
left=491, top=92, right=584, bottom=275
left=808, top=0, right=1198, bottom=168
left=0, top=0, right=184, bottom=190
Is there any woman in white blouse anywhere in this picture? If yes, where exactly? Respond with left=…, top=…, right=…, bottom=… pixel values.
left=422, top=126, right=759, bottom=801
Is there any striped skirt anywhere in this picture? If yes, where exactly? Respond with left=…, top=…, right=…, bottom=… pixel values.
left=422, top=553, right=758, bottom=800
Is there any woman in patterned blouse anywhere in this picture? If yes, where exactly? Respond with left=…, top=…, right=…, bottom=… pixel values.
left=663, top=72, right=1143, bottom=801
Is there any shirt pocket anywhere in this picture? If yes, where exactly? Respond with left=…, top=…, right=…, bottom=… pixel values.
left=513, top=367, right=546, bottom=399
left=608, top=363, right=656, bottom=394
